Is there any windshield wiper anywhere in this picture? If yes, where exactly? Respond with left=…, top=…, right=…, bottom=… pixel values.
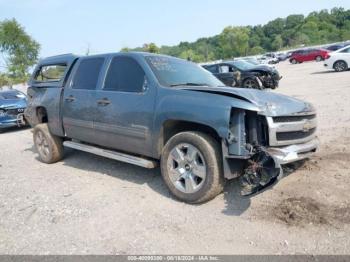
left=170, top=83, right=209, bottom=87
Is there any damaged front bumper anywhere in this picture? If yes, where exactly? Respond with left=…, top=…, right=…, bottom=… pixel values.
left=223, top=138, right=319, bottom=196
left=266, top=138, right=319, bottom=165
left=0, top=113, right=27, bottom=129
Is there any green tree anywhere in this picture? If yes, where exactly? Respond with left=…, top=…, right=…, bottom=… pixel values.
left=219, top=26, right=250, bottom=58
left=285, top=14, right=304, bottom=29
left=249, top=46, right=265, bottom=55
left=145, top=43, right=160, bottom=53
left=121, top=47, right=130, bottom=52
left=179, top=49, right=204, bottom=62
left=271, top=35, right=283, bottom=51
left=0, top=19, right=40, bottom=84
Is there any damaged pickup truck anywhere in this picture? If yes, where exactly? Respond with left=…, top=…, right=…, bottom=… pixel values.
left=25, top=52, right=318, bottom=203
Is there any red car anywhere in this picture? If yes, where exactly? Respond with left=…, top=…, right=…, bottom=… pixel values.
left=289, top=48, right=330, bottom=64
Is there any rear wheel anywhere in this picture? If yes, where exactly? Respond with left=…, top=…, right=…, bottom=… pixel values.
left=315, top=55, right=322, bottom=62
left=290, top=58, right=297, bottom=64
left=33, top=123, right=64, bottom=164
left=160, top=131, right=224, bottom=203
left=334, top=61, right=348, bottom=72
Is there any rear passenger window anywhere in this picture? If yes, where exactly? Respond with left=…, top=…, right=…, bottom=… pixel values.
left=35, top=64, right=66, bottom=82
left=104, top=57, right=146, bottom=92
left=205, top=65, right=218, bottom=73
left=220, top=65, right=229, bottom=73
left=341, top=48, right=350, bottom=53
left=72, top=58, right=104, bottom=90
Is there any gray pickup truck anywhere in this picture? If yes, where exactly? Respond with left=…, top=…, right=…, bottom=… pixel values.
left=25, top=52, right=318, bottom=203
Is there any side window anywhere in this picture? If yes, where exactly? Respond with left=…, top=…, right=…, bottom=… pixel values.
left=104, top=56, right=146, bottom=92
left=205, top=65, right=218, bottom=73
left=341, top=47, right=350, bottom=53
left=72, top=57, right=104, bottom=90
left=35, top=64, right=67, bottom=82
left=220, top=65, right=229, bottom=73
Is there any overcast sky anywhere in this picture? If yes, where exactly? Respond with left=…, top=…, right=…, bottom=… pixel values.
left=1, top=0, right=350, bottom=57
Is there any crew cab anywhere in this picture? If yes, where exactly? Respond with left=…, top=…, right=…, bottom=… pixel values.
left=289, top=48, right=330, bottom=64
left=25, top=52, right=318, bottom=203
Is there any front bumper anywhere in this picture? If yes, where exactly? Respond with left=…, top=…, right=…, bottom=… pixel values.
left=266, top=138, right=319, bottom=165
left=0, top=114, right=27, bottom=129
left=0, top=118, right=18, bottom=128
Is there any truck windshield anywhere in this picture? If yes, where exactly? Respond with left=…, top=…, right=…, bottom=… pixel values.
left=146, top=56, right=224, bottom=87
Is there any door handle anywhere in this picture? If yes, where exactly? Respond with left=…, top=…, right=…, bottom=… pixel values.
left=65, top=95, right=76, bottom=102
left=97, top=98, right=111, bottom=106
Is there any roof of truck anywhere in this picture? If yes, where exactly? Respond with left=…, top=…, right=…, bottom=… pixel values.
left=38, top=53, right=79, bottom=65
left=38, top=52, right=176, bottom=66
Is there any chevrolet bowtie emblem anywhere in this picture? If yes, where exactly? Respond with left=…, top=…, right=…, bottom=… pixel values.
left=302, top=121, right=313, bottom=132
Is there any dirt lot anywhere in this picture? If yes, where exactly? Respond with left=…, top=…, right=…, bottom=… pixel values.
left=1, top=61, right=350, bottom=255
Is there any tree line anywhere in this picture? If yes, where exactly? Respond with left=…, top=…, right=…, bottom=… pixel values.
left=124, top=7, right=350, bottom=62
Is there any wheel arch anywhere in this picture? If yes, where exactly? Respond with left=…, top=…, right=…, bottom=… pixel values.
left=36, top=106, right=48, bottom=123
left=157, top=120, right=222, bottom=158
left=333, top=59, right=348, bottom=69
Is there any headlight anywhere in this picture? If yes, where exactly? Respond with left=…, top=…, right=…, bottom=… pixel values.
left=16, top=93, right=26, bottom=99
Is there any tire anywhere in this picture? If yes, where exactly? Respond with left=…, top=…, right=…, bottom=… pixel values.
left=231, top=79, right=237, bottom=87
left=242, top=78, right=261, bottom=89
left=333, top=61, right=348, bottom=72
left=33, top=123, right=64, bottom=164
left=290, top=58, right=297, bottom=64
left=315, top=56, right=322, bottom=62
left=160, top=131, right=224, bottom=203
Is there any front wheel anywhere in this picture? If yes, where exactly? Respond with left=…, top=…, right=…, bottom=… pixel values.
left=33, top=123, right=64, bottom=164
left=160, top=132, right=224, bottom=203
left=290, top=58, right=297, bottom=64
left=315, top=55, right=322, bottom=62
left=334, top=61, right=348, bottom=72
left=242, top=78, right=262, bottom=89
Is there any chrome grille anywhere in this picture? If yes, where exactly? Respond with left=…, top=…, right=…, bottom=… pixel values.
left=266, top=113, right=317, bottom=146
left=273, top=114, right=316, bottom=123
left=276, top=128, right=316, bottom=141
left=5, top=108, right=25, bottom=116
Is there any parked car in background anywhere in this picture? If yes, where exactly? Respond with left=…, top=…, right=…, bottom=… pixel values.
left=276, top=52, right=289, bottom=61
left=257, top=55, right=279, bottom=64
left=324, top=45, right=350, bottom=72
left=239, top=57, right=274, bottom=68
left=202, top=60, right=281, bottom=89
left=289, top=48, right=330, bottom=64
left=326, top=43, right=347, bottom=52
left=0, top=89, right=27, bottom=131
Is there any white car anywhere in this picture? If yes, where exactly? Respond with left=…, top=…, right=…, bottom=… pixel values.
left=324, top=45, right=350, bottom=72
left=256, top=55, right=279, bottom=65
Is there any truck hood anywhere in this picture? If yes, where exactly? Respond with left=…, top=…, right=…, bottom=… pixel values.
left=181, top=86, right=315, bottom=117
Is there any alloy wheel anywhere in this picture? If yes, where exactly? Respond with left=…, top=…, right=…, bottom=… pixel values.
left=334, top=61, right=347, bottom=72
left=35, top=130, right=50, bottom=158
left=166, top=143, right=206, bottom=194
left=244, top=79, right=258, bottom=89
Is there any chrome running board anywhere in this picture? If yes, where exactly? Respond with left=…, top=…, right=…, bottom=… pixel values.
left=63, top=141, right=157, bottom=169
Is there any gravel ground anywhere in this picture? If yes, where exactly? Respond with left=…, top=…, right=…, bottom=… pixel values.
left=0, top=61, right=350, bottom=254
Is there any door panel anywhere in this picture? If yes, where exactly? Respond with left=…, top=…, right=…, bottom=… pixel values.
left=62, top=57, right=105, bottom=142
left=93, top=56, right=155, bottom=157
left=62, top=89, right=96, bottom=142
